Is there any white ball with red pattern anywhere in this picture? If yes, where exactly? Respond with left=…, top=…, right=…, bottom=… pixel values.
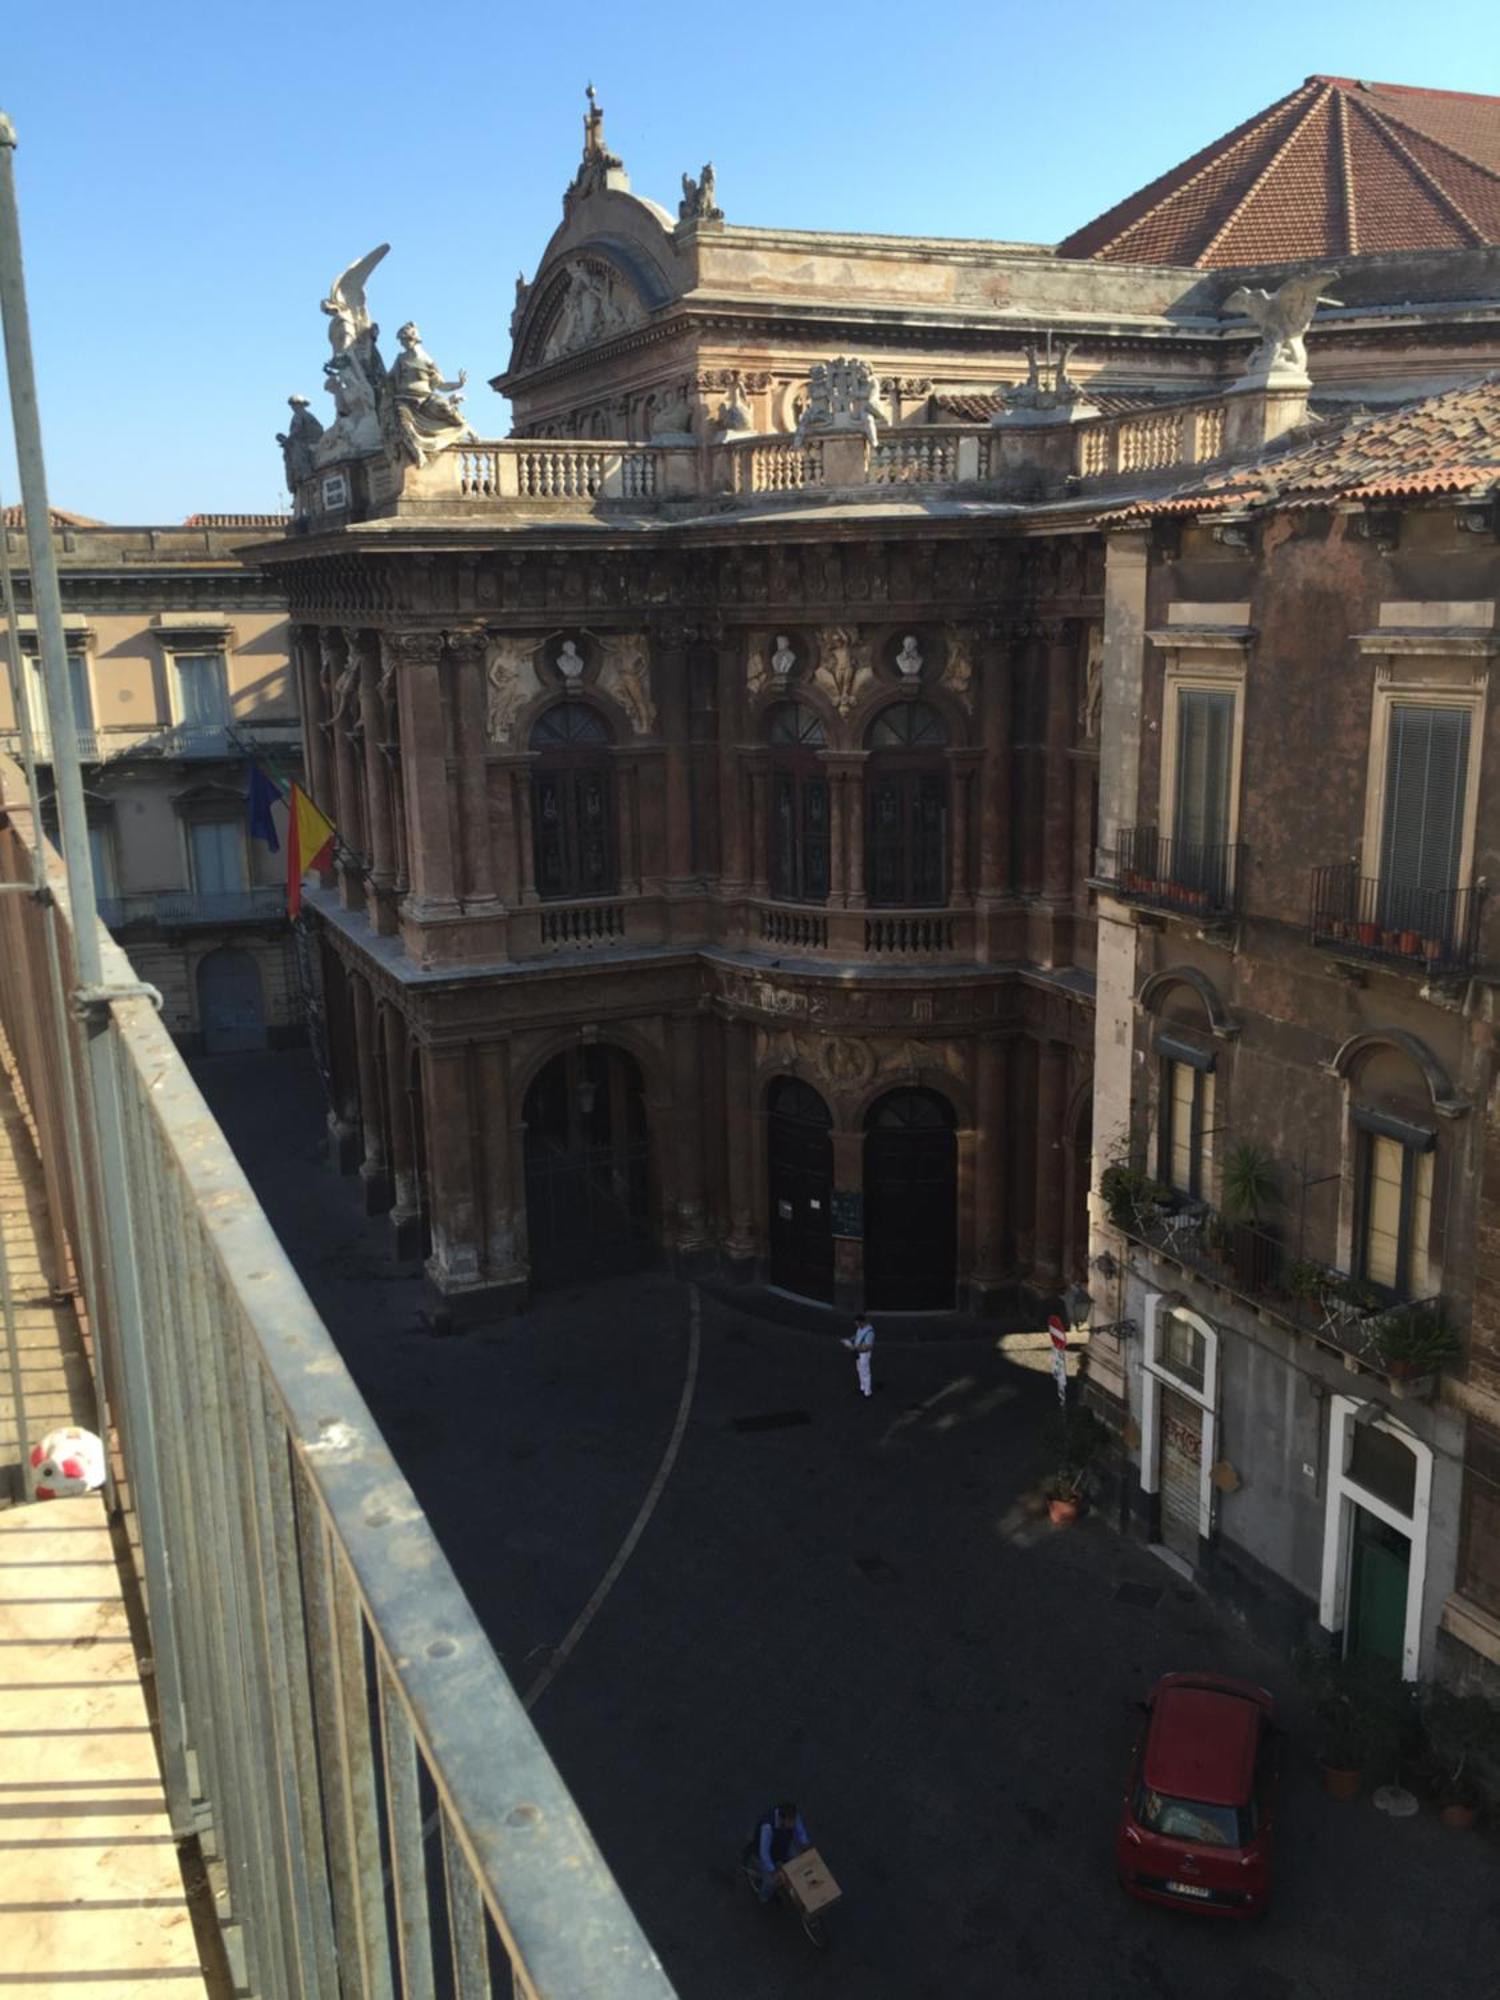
left=27, top=1426, right=106, bottom=1500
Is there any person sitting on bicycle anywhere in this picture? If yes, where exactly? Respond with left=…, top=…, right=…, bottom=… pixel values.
left=744, top=1800, right=812, bottom=1903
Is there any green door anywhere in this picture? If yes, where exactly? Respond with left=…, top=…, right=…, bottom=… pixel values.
left=1349, top=1508, right=1409, bottom=1665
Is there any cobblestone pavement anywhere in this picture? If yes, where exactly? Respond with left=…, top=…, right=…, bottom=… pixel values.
left=196, top=1051, right=1500, bottom=2000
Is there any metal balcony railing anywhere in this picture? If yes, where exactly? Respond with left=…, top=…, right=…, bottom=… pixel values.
left=1103, top=1171, right=1457, bottom=1383
left=1310, top=862, right=1485, bottom=976
left=0, top=762, right=675, bottom=1998
left=1112, top=828, right=1241, bottom=918
left=98, top=887, right=287, bottom=929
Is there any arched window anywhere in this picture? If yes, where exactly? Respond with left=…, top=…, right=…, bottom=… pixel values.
left=530, top=704, right=615, bottom=900
left=865, top=701, right=949, bottom=907
left=767, top=701, right=829, bottom=903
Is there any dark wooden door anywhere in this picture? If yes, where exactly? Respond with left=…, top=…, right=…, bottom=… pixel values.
left=523, top=1046, right=651, bottom=1287
left=863, top=1089, right=957, bottom=1310
left=767, top=1078, right=834, bottom=1303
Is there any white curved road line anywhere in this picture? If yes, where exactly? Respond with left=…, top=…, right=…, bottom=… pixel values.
left=523, top=1283, right=702, bottom=1712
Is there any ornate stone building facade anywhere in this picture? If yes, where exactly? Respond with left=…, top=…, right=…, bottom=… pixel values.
left=258, top=73, right=1500, bottom=1682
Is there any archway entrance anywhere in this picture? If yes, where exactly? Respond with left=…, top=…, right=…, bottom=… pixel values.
left=523, top=1045, right=650, bottom=1287
left=863, top=1088, right=957, bottom=1310
left=766, top=1076, right=834, bottom=1302
left=197, top=947, right=266, bottom=1054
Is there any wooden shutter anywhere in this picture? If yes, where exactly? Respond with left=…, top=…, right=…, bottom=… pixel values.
left=1173, top=689, right=1234, bottom=852
left=1381, top=705, right=1469, bottom=896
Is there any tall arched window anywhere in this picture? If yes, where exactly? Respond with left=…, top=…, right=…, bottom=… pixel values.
left=767, top=701, right=829, bottom=902
left=530, top=704, right=615, bottom=899
left=865, top=701, right=949, bottom=907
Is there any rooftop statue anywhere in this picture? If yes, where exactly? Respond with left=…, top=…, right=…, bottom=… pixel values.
left=793, top=358, right=889, bottom=447
left=276, top=395, right=324, bottom=491
left=566, top=83, right=629, bottom=208
left=1224, top=269, right=1341, bottom=391
left=992, top=335, right=1099, bottom=427
left=679, top=162, right=723, bottom=224
left=314, top=245, right=392, bottom=466
left=388, top=323, right=474, bottom=466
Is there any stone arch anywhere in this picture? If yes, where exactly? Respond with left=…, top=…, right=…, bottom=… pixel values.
left=512, top=1021, right=669, bottom=1116
left=848, top=1062, right=975, bottom=1132
left=862, top=1085, right=960, bottom=1310
left=750, top=682, right=839, bottom=742
left=1138, top=965, right=1237, bottom=1040
left=849, top=681, right=971, bottom=749
left=520, top=1037, right=655, bottom=1285
left=1327, top=1029, right=1467, bottom=1118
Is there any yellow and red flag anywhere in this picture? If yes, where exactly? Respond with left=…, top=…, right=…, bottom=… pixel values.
left=286, top=784, right=337, bottom=915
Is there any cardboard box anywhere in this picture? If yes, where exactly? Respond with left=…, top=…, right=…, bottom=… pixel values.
left=781, top=1847, right=840, bottom=1914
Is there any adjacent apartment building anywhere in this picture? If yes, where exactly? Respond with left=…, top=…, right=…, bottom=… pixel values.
left=253, top=73, right=1500, bottom=1684
left=0, top=509, right=301, bottom=1051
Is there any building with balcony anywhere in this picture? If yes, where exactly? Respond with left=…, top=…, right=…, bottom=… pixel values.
left=0, top=509, right=302, bottom=1051
left=1087, top=380, right=1500, bottom=1687
left=252, top=74, right=1500, bottom=1689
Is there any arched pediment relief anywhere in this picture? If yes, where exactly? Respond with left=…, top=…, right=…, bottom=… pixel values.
left=1137, top=966, right=1238, bottom=1040
left=1326, top=1029, right=1468, bottom=1119
left=515, top=233, right=673, bottom=373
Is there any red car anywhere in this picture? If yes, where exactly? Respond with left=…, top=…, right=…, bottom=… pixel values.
left=1116, top=1671, right=1277, bottom=1918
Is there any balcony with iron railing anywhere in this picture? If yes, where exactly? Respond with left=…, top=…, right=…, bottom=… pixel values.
left=1101, top=1164, right=1460, bottom=1392
left=1107, top=828, right=1242, bottom=921
left=98, top=885, right=288, bottom=930
left=1, top=717, right=302, bottom=766
left=1310, top=862, right=1485, bottom=977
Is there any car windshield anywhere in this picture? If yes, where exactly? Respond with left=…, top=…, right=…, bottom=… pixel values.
left=1134, top=1784, right=1245, bottom=1847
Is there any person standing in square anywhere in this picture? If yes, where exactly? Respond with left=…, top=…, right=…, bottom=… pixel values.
left=844, top=1314, right=875, bottom=1397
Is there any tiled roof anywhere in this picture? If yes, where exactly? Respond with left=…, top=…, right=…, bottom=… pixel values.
left=1106, top=374, right=1500, bottom=520
left=933, top=388, right=1181, bottom=422
left=182, top=513, right=289, bottom=529
left=1058, top=76, right=1500, bottom=267
left=1, top=505, right=102, bottom=529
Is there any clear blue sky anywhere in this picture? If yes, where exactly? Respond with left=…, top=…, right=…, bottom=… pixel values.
left=1, top=0, right=1496, bottom=522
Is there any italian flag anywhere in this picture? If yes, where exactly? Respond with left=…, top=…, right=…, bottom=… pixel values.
left=287, top=784, right=337, bottom=916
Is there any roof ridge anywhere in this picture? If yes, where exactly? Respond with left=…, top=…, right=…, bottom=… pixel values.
left=1354, top=98, right=1488, bottom=244
left=1363, top=97, right=1500, bottom=191
left=1065, top=79, right=1320, bottom=259
left=1334, top=88, right=1359, bottom=255
left=1198, top=81, right=1337, bottom=264
left=1310, top=75, right=1500, bottom=109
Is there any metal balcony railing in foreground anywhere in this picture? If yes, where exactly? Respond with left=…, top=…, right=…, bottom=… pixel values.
left=1111, top=828, right=1241, bottom=919
left=1310, top=861, right=1485, bottom=977
left=0, top=775, right=675, bottom=1999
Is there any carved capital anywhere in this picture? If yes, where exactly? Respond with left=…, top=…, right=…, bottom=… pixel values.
left=442, top=625, right=490, bottom=668
left=317, top=626, right=349, bottom=676
left=382, top=627, right=446, bottom=670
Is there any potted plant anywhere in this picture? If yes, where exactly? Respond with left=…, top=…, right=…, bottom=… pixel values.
left=1222, top=1142, right=1280, bottom=1291
left=1286, top=1258, right=1329, bottom=1303
left=1420, top=1685, right=1500, bottom=1828
left=1398, top=929, right=1422, bottom=956
left=1357, top=920, right=1380, bottom=947
left=1372, top=1300, right=1462, bottom=1380
left=1294, top=1650, right=1413, bottom=1800
left=1099, top=1163, right=1170, bottom=1233
left=1042, top=1406, right=1109, bottom=1525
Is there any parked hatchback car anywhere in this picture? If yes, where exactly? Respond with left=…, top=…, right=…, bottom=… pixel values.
left=1116, top=1671, right=1277, bottom=1918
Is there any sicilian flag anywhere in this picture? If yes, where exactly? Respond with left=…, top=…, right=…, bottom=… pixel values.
left=247, top=762, right=284, bottom=853
left=287, top=783, right=337, bottom=916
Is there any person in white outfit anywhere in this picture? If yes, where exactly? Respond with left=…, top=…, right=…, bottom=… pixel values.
left=844, top=1315, right=875, bottom=1397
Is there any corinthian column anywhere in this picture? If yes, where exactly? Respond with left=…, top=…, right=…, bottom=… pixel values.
left=319, top=627, right=365, bottom=912
left=444, top=626, right=500, bottom=909
left=388, top=628, right=458, bottom=914
left=355, top=630, right=397, bottom=934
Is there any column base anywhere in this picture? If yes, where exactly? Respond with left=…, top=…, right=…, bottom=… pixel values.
left=360, top=1162, right=392, bottom=1215
left=327, top=1115, right=360, bottom=1176
left=389, top=1206, right=425, bottom=1264
left=422, top=1262, right=530, bottom=1328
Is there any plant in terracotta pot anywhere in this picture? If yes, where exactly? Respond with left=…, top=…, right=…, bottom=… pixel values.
left=1372, top=1300, right=1462, bottom=1380
left=1041, top=1405, right=1109, bottom=1525
left=1419, top=1685, right=1500, bottom=1827
left=1099, top=1163, right=1170, bottom=1234
left=1294, top=1647, right=1407, bottom=1798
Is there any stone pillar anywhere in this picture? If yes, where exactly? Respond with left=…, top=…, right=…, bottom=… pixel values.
left=670, top=1010, right=709, bottom=1259
left=350, top=975, right=390, bottom=1213
left=390, top=628, right=459, bottom=916
left=845, top=765, right=866, bottom=906
left=832, top=1124, right=864, bottom=1313
left=422, top=1042, right=482, bottom=1300
left=492, top=759, right=522, bottom=907
left=971, top=1034, right=1009, bottom=1309
left=722, top=1014, right=756, bottom=1268
left=977, top=623, right=1013, bottom=900
left=717, top=634, right=748, bottom=897
left=1042, top=620, right=1076, bottom=903
left=320, top=628, right=365, bottom=911
left=748, top=764, right=770, bottom=899
left=383, top=1004, right=421, bottom=1259
left=446, top=627, right=500, bottom=909
left=294, top=625, right=334, bottom=814
left=951, top=763, right=973, bottom=903
left=356, top=631, right=398, bottom=934
left=1034, top=1040, right=1067, bottom=1284
left=321, top=937, right=360, bottom=1173
left=475, top=1039, right=526, bottom=1299
left=654, top=624, right=694, bottom=894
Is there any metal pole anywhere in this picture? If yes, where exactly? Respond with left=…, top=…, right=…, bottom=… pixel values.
left=0, top=108, right=192, bottom=1827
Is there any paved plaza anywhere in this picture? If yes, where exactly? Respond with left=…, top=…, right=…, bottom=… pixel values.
left=196, top=1051, right=1500, bottom=2000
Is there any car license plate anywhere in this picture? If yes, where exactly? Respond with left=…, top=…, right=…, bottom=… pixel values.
left=1167, top=1880, right=1212, bottom=1900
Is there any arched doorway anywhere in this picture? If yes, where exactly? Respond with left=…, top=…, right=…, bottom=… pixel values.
left=863, top=1088, right=957, bottom=1309
left=522, top=1044, right=650, bottom=1286
left=197, top=947, right=266, bottom=1054
left=766, top=1076, right=834, bottom=1302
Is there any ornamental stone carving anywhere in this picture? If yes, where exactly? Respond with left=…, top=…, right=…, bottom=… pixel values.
left=598, top=633, right=655, bottom=735
left=541, top=260, right=643, bottom=362
left=387, top=322, right=472, bottom=466
left=793, top=357, right=889, bottom=447
left=813, top=626, right=873, bottom=716
left=678, top=162, right=723, bottom=223
left=555, top=639, right=586, bottom=684
left=485, top=636, right=542, bottom=744
left=314, top=245, right=390, bottom=466
left=276, top=396, right=324, bottom=490
left=1224, top=269, right=1340, bottom=391
left=992, top=336, right=1099, bottom=428
left=895, top=634, right=924, bottom=682
left=942, top=624, right=975, bottom=699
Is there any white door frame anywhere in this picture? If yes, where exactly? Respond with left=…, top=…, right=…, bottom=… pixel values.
left=1319, top=1394, right=1433, bottom=1681
left=1139, top=1291, right=1219, bottom=1545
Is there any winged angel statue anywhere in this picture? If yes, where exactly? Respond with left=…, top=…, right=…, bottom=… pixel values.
left=314, top=244, right=390, bottom=465
left=1223, top=269, right=1340, bottom=390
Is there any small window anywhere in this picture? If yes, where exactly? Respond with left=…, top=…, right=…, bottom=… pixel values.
left=767, top=702, right=829, bottom=902
left=866, top=700, right=948, bottom=749
left=1161, top=1311, right=1206, bottom=1393
left=530, top=703, right=611, bottom=747
left=767, top=701, right=826, bottom=747
left=1380, top=704, right=1470, bottom=904
left=1348, top=1421, right=1418, bottom=1517
left=189, top=819, right=245, bottom=897
left=175, top=653, right=230, bottom=747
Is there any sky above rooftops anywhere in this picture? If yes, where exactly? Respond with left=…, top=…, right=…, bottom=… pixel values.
left=0, top=0, right=1497, bottom=522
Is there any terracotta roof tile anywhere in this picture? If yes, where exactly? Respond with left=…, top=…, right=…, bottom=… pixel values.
left=1106, top=374, right=1500, bottom=520
left=1, top=505, right=103, bottom=529
left=1058, top=76, right=1500, bottom=267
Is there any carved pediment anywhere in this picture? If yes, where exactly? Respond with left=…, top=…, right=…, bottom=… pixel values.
left=534, top=258, right=645, bottom=365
